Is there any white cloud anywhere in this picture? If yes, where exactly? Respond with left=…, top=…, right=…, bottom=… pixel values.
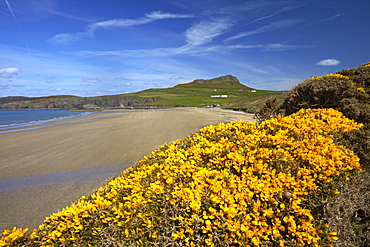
left=0, top=68, right=22, bottom=78
left=249, top=5, right=304, bottom=24
left=169, top=75, right=183, bottom=80
left=88, top=11, right=192, bottom=33
left=0, top=83, right=10, bottom=89
left=48, top=33, right=86, bottom=46
left=146, top=11, right=192, bottom=19
left=70, top=41, right=309, bottom=59
left=225, top=43, right=310, bottom=52
left=316, top=59, right=340, bottom=66
left=303, top=13, right=345, bottom=29
left=81, top=78, right=101, bottom=83
left=49, top=11, right=193, bottom=45
left=70, top=47, right=182, bottom=57
left=185, top=20, right=233, bottom=46
left=224, top=19, right=302, bottom=43
left=5, top=0, right=17, bottom=21
left=260, top=77, right=304, bottom=91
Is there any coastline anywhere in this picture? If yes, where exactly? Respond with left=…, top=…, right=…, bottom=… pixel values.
left=0, top=107, right=255, bottom=231
left=0, top=109, right=95, bottom=133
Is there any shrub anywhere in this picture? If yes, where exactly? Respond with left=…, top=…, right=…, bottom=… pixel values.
left=275, top=68, right=370, bottom=167
left=258, top=63, right=370, bottom=124
left=254, top=98, right=283, bottom=123
left=1, top=109, right=363, bottom=246
left=278, top=74, right=364, bottom=119
left=338, top=62, right=370, bottom=88
left=255, top=62, right=370, bottom=246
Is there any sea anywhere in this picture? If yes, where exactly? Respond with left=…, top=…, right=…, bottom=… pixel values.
left=0, top=109, right=94, bottom=133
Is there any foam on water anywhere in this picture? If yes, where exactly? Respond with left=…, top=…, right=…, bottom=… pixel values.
left=0, top=110, right=94, bottom=133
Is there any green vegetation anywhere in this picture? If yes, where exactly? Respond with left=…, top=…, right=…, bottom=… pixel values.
left=257, top=62, right=370, bottom=246
left=222, top=91, right=287, bottom=113
left=0, top=74, right=283, bottom=111
left=136, top=87, right=279, bottom=108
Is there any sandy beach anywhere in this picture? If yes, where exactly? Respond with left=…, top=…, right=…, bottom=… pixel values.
left=0, top=108, right=255, bottom=232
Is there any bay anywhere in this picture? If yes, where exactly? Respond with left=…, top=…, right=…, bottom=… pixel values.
left=0, top=110, right=93, bottom=131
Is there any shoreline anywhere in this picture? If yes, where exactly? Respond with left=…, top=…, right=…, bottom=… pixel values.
left=0, top=110, right=96, bottom=133
left=0, top=107, right=255, bottom=231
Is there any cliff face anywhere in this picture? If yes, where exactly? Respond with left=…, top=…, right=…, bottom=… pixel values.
left=175, top=74, right=252, bottom=89
left=0, top=95, right=162, bottom=110
left=192, top=75, right=240, bottom=84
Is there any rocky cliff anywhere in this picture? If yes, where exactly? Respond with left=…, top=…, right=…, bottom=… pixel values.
left=0, top=95, right=162, bottom=110
left=175, top=74, right=252, bottom=89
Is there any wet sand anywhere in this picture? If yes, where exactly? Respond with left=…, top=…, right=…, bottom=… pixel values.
left=0, top=108, right=255, bottom=231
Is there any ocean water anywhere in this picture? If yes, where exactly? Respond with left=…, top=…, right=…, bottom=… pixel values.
left=0, top=110, right=93, bottom=133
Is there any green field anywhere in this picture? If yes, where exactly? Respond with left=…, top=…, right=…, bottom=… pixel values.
left=134, top=87, right=283, bottom=108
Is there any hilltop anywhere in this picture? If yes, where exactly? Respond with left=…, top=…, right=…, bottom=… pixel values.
left=0, top=75, right=279, bottom=111
left=174, top=74, right=253, bottom=89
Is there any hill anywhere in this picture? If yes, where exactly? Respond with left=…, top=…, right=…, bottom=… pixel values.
left=0, top=75, right=281, bottom=111
left=174, top=74, right=253, bottom=89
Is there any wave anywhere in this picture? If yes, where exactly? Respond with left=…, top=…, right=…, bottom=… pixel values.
left=0, top=111, right=94, bottom=133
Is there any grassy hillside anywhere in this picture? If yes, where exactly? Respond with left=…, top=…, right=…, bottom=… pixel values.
left=222, top=91, right=287, bottom=113
left=0, top=75, right=281, bottom=110
left=136, top=87, right=278, bottom=108
left=131, top=75, right=281, bottom=109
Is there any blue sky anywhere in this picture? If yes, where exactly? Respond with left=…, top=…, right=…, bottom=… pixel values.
left=0, top=0, right=369, bottom=97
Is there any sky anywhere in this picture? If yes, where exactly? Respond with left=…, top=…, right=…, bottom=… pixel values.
left=0, top=0, right=369, bottom=97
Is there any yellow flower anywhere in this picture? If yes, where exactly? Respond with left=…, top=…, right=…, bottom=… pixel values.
left=357, top=87, right=366, bottom=93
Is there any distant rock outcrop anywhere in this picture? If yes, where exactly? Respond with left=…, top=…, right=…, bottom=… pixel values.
left=192, top=75, right=240, bottom=84
left=175, top=74, right=252, bottom=89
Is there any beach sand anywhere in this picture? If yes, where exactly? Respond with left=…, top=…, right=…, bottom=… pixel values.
left=0, top=108, right=255, bottom=232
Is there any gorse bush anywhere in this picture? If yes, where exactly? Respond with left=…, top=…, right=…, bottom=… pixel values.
left=258, top=63, right=370, bottom=125
left=278, top=73, right=370, bottom=123
left=254, top=98, right=282, bottom=123
left=276, top=64, right=370, bottom=169
left=338, top=62, right=370, bottom=88
left=1, top=108, right=363, bottom=246
left=256, top=62, right=370, bottom=246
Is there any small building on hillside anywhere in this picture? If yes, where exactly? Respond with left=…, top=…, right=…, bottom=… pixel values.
left=210, top=95, right=228, bottom=98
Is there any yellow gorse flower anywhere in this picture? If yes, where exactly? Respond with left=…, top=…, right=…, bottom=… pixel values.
left=0, top=108, right=363, bottom=246
left=0, top=227, right=28, bottom=246
left=309, top=73, right=350, bottom=80
left=357, top=87, right=366, bottom=93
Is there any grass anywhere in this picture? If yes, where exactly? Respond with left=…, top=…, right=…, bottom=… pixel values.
left=136, top=87, right=281, bottom=108
left=222, top=91, right=287, bottom=113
